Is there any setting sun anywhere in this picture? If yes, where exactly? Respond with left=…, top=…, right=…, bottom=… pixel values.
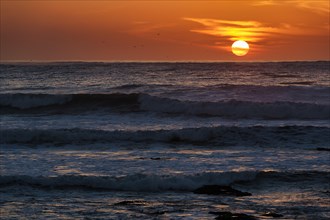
left=231, top=40, right=249, bottom=56
left=0, top=1, right=329, bottom=219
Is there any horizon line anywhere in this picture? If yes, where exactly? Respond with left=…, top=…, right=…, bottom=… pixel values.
left=1, top=59, right=329, bottom=64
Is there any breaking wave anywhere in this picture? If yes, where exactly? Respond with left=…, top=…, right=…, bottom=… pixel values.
left=1, top=93, right=329, bottom=119
left=139, top=94, right=330, bottom=119
left=0, top=172, right=256, bottom=191
left=0, top=171, right=327, bottom=192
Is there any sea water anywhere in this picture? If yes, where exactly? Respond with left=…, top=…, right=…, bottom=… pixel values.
left=0, top=62, right=329, bottom=219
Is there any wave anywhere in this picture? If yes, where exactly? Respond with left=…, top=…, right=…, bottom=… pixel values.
left=0, top=172, right=257, bottom=191
left=139, top=94, right=330, bottom=119
left=0, top=171, right=327, bottom=192
left=1, top=126, right=329, bottom=146
left=0, top=93, right=140, bottom=113
left=0, top=93, right=73, bottom=109
left=1, top=93, right=329, bottom=119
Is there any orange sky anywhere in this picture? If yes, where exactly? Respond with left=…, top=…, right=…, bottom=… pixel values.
left=1, top=0, right=329, bottom=61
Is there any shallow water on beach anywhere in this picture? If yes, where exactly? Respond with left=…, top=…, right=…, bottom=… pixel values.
left=1, top=62, right=329, bottom=219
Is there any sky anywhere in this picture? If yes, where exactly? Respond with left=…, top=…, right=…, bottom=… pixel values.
left=1, top=0, right=329, bottom=61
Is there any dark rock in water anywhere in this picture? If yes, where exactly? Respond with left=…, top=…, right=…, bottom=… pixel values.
left=113, top=200, right=147, bottom=206
left=147, top=210, right=166, bottom=215
left=261, top=212, right=283, bottom=218
left=169, top=135, right=182, bottom=142
left=209, top=211, right=257, bottom=220
left=150, top=157, right=161, bottom=160
left=323, top=190, right=330, bottom=195
left=193, top=185, right=252, bottom=196
left=316, top=147, right=330, bottom=151
left=150, top=157, right=171, bottom=160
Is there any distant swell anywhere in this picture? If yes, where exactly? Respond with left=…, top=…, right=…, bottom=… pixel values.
left=1, top=93, right=329, bottom=119
left=1, top=126, right=329, bottom=147
left=0, top=171, right=328, bottom=192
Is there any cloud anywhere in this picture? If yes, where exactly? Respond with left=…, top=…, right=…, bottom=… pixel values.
left=252, top=0, right=276, bottom=6
left=253, top=0, right=329, bottom=15
left=184, top=17, right=328, bottom=52
left=183, top=18, right=288, bottom=47
left=296, top=0, right=329, bottom=14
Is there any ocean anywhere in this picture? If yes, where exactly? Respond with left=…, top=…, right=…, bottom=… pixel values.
left=0, top=61, right=329, bottom=219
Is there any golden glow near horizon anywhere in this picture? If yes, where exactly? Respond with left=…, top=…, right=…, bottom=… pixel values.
left=0, top=1, right=329, bottom=61
left=232, top=40, right=249, bottom=56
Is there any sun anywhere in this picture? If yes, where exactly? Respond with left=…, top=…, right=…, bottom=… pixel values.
left=231, top=40, right=249, bottom=56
